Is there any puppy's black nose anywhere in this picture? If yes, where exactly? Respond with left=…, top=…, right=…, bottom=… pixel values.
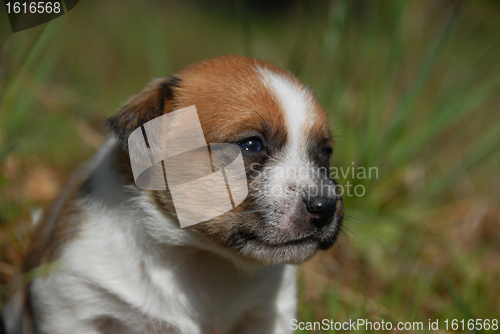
left=306, top=196, right=337, bottom=228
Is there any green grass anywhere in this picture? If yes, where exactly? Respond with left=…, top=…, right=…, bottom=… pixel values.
left=1, top=0, right=500, bottom=332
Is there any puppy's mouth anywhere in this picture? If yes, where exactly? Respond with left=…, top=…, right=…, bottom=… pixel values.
left=248, top=228, right=339, bottom=249
left=260, top=235, right=318, bottom=247
left=220, top=211, right=342, bottom=264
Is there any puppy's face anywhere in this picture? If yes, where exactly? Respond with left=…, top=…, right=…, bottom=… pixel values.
left=108, top=56, right=343, bottom=265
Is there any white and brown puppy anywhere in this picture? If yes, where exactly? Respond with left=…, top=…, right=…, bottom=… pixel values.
left=2, top=55, right=343, bottom=334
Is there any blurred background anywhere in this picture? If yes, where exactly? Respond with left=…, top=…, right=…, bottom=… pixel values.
left=1, top=0, right=499, bottom=332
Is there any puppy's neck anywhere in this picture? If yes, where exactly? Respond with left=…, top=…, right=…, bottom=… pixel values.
left=86, top=138, right=273, bottom=274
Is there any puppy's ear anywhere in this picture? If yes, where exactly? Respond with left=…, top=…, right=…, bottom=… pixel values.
left=107, top=76, right=180, bottom=149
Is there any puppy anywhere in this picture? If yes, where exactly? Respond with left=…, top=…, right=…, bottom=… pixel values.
left=2, top=55, right=343, bottom=334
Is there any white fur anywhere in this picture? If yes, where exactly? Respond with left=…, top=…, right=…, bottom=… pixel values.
left=252, top=68, right=321, bottom=232
left=258, top=68, right=317, bottom=154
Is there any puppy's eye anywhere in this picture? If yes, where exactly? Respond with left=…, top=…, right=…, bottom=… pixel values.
left=240, top=138, right=263, bottom=152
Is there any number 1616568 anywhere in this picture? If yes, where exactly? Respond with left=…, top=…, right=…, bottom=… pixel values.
left=5, top=1, right=62, bottom=14
left=444, top=319, right=498, bottom=331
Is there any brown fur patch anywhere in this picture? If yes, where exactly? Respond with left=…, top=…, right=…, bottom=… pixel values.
left=23, top=165, right=89, bottom=272
left=173, top=56, right=289, bottom=145
left=107, top=55, right=295, bottom=233
left=107, top=76, right=180, bottom=150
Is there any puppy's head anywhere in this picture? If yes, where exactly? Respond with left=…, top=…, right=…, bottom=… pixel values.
left=108, top=55, right=343, bottom=265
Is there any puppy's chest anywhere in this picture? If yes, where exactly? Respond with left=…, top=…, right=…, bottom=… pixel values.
left=146, top=255, right=284, bottom=312
left=61, top=219, right=285, bottom=331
